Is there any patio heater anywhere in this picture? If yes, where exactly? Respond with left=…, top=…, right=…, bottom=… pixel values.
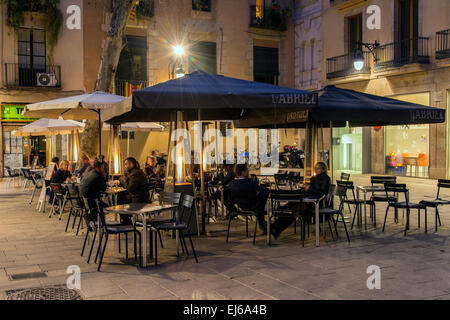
left=107, top=125, right=123, bottom=177
left=164, top=111, right=194, bottom=196
left=69, top=130, right=80, bottom=163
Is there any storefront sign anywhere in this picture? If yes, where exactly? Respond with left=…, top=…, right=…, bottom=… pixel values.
left=286, top=110, right=309, bottom=122
left=1, top=104, right=37, bottom=121
left=410, top=109, right=445, bottom=122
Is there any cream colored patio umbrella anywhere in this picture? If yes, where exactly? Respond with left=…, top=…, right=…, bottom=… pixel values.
left=23, top=92, right=129, bottom=155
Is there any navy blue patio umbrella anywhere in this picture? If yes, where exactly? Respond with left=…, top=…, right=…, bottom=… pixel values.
left=105, top=71, right=318, bottom=123
left=235, top=85, right=445, bottom=128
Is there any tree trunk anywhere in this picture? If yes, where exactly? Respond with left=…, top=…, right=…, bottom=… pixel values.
left=79, top=0, right=135, bottom=158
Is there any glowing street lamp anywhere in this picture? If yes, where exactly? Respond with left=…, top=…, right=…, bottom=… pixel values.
left=353, top=50, right=365, bottom=71
left=173, top=45, right=185, bottom=57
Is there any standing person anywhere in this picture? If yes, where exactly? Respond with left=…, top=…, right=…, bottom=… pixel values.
left=270, top=162, right=331, bottom=239
left=119, top=157, right=149, bottom=203
left=99, top=155, right=109, bottom=178
left=228, top=164, right=269, bottom=235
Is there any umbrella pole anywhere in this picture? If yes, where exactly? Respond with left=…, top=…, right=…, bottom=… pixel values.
left=198, top=110, right=206, bottom=236
left=329, top=121, right=334, bottom=183
left=127, top=133, right=130, bottom=157
left=98, top=111, right=102, bottom=157
left=27, top=137, right=30, bottom=166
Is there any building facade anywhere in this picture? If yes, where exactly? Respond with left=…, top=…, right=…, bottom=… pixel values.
left=303, top=0, right=450, bottom=179
left=0, top=0, right=297, bottom=173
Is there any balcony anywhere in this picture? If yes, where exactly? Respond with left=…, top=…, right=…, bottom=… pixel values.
left=3, top=63, right=61, bottom=88
left=374, top=37, right=430, bottom=71
left=436, top=29, right=450, bottom=60
left=115, top=79, right=149, bottom=97
left=250, top=4, right=290, bottom=32
left=326, top=52, right=371, bottom=79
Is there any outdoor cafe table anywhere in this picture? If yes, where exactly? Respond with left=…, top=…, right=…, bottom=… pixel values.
left=104, top=203, right=178, bottom=267
left=267, top=195, right=321, bottom=247
left=356, top=185, right=385, bottom=230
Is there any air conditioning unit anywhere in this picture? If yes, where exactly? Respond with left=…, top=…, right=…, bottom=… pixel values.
left=36, top=73, right=58, bottom=87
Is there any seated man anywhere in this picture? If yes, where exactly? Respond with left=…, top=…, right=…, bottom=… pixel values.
left=81, top=156, right=98, bottom=178
left=79, top=161, right=107, bottom=222
left=76, top=155, right=90, bottom=176
left=271, top=161, right=331, bottom=240
left=119, top=157, right=149, bottom=204
left=228, top=164, right=269, bottom=235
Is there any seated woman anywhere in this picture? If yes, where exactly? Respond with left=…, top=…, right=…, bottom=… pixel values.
left=144, top=156, right=157, bottom=178
left=270, top=162, right=331, bottom=239
left=49, top=160, right=72, bottom=204
left=51, top=160, right=72, bottom=183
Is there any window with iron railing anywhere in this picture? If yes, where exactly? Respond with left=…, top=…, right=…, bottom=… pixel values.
left=192, top=0, right=211, bottom=12
left=436, top=29, right=450, bottom=60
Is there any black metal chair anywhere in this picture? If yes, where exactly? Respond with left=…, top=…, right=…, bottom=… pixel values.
left=268, top=189, right=304, bottom=246
left=21, top=168, right=34, bottom=191
left=65, top=183, right=85, bottom=234
left=370, top=176, right=397, bottom=204
left=134, top=192, right=182, bottom=254
left=274, top=173, right=289, bottom=190
left=340, top=172, right=350, bottom=181
left=80, top=197, right=121, bottom=263
left=224, top=187, right=265, bottom=245
left=94, top=199, right=142, bottom=271
left=151, top=194, right=198, bottom=265
left=289, top=176, right=304, bottom=190
left=337, top=180, right=375, bottom=229
left=419, top=179, right=450, bottom=232
left=49, top=183, right=68, bottom=220
left=29, top=174, right=44, bottom=205
left=319, top=185, right=351, bottom=243
left=382, top=183, right=427, bottom=236
left=5, top=166, right=19, bottom=189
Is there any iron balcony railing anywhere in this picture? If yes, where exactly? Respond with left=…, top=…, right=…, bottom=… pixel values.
left=436, top=29, right=450, bottom=59
left=4, top=63, right=61, bottom=88
left=374, top=37, right=430, bottom=70
left=115, top=79, right=150, bottom=97
left=111, top=0, right=154, bottom=17
left=250, top=5, right=288, bottom=31
left=326, top=51, right=371, bottom=79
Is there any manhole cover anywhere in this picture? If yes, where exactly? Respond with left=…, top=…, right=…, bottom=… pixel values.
left=5, top=285, right=83, bottom=300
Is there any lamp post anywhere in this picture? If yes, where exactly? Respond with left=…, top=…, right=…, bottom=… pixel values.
left=353, top=40, right=380, bottom=71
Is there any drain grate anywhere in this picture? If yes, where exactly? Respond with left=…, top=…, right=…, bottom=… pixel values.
left=8, top=272, right=47, bottom=281
left=5, top=285, right=83, bottom=300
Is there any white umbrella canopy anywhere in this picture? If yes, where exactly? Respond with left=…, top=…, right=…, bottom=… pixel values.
left=23, top=91, right=127, bottom=120
left=13, top=118, right=84, bottom=137
left=23, top=91, right=128, bottom=155
left=103, top=122, right=164, bottom=131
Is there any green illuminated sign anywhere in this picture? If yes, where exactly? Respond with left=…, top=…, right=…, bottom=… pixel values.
left=1, top=105, right=37, bottom=121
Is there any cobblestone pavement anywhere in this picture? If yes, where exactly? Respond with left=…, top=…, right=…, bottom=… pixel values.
left=1, top=174, right=450, bottom=300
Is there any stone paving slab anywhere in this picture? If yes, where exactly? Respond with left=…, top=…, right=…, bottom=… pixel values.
left=0, top=175, right=450, bottom=300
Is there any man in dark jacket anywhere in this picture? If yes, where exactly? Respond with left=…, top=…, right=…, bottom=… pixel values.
left=79, top=161, right=107, bottom=221
left=228, top=164, right=269, bottom=234
left=120, top=157, right=149, bottom=203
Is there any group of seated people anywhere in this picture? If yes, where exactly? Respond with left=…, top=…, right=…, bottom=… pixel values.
left=225, top=162, right=330, bottom=240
